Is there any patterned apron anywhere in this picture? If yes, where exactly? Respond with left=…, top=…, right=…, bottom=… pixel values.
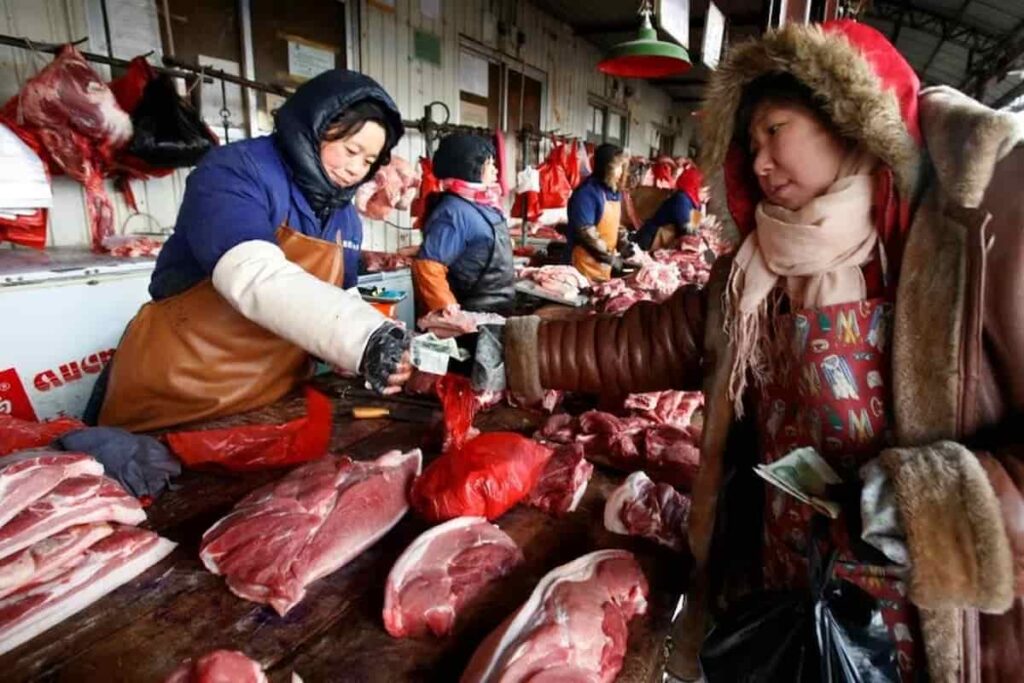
left=756, top=297, right=920, bottom=680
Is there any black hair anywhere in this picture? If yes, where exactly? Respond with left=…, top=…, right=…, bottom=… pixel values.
left=432, top=134, right=496, bottom=183
left=735, top=72, right=840, bottom=151
left=593, top=143, right=626, bottom=190
left=321, top=99, right=397, bottom=156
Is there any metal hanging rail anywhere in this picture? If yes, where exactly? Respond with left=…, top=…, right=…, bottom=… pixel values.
left=0, top=34, right=206, bottom=84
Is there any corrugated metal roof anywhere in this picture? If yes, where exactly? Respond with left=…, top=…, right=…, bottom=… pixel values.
left=862, top=0, right=1024, bottom=108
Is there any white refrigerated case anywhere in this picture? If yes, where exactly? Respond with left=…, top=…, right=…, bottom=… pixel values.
left=0, top=248, right=155, bottom=421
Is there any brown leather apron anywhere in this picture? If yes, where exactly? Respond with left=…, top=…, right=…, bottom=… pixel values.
left=572, top=197, right=621, bottom=283
left=99, top=225, right=343, bottom=433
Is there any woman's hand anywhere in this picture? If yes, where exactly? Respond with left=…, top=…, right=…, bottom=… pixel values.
left=381, top=350, right=413, bottom=396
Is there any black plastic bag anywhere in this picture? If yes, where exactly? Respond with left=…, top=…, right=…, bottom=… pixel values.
left=702, top=537, right=900, bottom=683
left=127, top=73, right=216, bottom=168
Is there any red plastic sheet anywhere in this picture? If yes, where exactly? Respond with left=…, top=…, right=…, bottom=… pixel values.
left=164, top=388, right=333, bottom=471
left=0, top=415, right=86, bottom=456
left=410, top=432, right=553, bottom=522
left=436, top=374, right=478, bottom=452
left=410, top=157, right=440, bottom=229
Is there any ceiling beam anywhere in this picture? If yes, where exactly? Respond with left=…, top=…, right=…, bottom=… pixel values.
left=866, top=0, right=1000, bottom=54
left=920, top=0, right=972, bottom=77
left=961, top=17, right=1024, bottom=97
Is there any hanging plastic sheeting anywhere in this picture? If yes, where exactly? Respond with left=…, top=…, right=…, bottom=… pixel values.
left=0, top=45, right=132, bottom=252
left=0, top=123, right=52, bottom=249
left=410, top=157, right=440, bottom=229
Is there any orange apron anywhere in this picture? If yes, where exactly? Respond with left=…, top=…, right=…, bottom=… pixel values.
left=99, top=225, right=343, bottom=433
left=572, top=197, right=621, bottom=283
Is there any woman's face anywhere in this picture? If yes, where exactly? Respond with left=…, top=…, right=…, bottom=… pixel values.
left=748, top=101, right=846, bottom=211
left=480, top=156, right=498, bottom=185
left=319, top=121, right=387, bottom=188
left=605, top=158, right=626, bottom=189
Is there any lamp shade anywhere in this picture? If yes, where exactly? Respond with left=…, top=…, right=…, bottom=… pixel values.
left=598, top=11, right=691, bottom=78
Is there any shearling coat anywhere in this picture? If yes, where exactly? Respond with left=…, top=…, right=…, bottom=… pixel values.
left=505, top=21, right=1024, bottom=682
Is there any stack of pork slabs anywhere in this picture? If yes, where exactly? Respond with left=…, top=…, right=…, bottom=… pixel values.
left=0, top=450, right=176, bottom=655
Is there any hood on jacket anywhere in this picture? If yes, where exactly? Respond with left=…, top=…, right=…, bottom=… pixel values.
left=432, top=133, right=496, bottom=183
left=700, top=20, right=923, bottom=236
left=275, top=70, right=405, bottom=216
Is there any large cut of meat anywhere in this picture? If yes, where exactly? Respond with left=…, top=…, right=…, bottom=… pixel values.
left=8, top=45, right=132, bottom=250
left=383, top=516, right=523, bottom=639
left=0, top=522, right=114, bottom=599
left=418, top=305, right=506, bottom=338
left=634, top=261, right=682, bottom=298
left=164, top=649, right=268, bottom=683
left=200, top=450, right=422, bottom=615
left=604, top=471, right=691, bottom=552
left=524, top=444, right=594, bottom=517
left=460, top=550, right=649, bottom=683
left=410, top=433, right=553, bottom=522
left=362, top=250, right=415, bottom=273
left=0, top=526, right=175, bottom=655
left=0, top=475, right=145, bottom=561
left=0, top=452, right=104, bottom=529
left=533, top=394, right=702, bottom=489
left=623, top=390, right=703, bottom=431
left=354, top=155, right=419, bottom=220
left=516, top=266, right=590, bottom=300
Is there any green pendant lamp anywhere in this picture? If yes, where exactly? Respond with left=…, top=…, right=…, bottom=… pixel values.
left=598, top=1, right=691, bottom=78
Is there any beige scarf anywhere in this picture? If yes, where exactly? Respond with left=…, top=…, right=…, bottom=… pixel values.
left=725, top=155, right=879, bottom=414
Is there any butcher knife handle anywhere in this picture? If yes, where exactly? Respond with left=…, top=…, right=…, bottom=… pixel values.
left=352, top=406, right=390, bottom=419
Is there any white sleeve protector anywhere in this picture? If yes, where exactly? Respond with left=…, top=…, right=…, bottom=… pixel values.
left=212, top=239, right=387, bottom=373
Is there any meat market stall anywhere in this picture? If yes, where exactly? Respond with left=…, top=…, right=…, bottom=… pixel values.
left=0, top=376, right=688, bottom=682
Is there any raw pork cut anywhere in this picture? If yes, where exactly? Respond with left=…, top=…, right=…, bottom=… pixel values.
left=0, top=526, right=175, bottom=655
left=0, top=523, right=114, bottom=599
left=354, top=155, right=419, bottom=220
left=9, top=45, right=132, bottom=250
left=461, top=549, right=649, bottom=682
left=516, top=266, right=590, bottom=300
left=362, top=250, right=415, bottom=273
left=524, top=444, right=594, bottom=516
left=604, top=471, right=691, bottom=551
left=0, top=452, right=104, bottom=529
left=418, top=305, right=506, bottom=338
left=383, top=516, right=523, bottom=638
left=200, top=450, right=422, bottom=615
left=623, top=390, right=703, bottom=430
left=0, top=475, right=145, bottom=561
left=164, top=649, right=268, bottom=683
left=411, top=433, right=553, bottom=522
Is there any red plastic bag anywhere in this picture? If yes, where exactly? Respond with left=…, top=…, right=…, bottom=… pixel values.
left=436, top=374, right=478, bottom=452
left=410, top=432, right=553, bottom=522
left=564, top=140, right=582, bottom=189
left=411, top=157, right=441, bottom=228
left=0, top=119, right=50, bottom=249
left=165, top=388, right=333, bottom=471
left=0, top=415, right=86, bottom=456
left=538, top=143, right=572, bottom=210
left=512, top=189, right=541, bottom=223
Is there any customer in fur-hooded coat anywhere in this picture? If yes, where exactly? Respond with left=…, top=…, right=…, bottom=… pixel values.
left=501, top=20, right=1024, bottom=682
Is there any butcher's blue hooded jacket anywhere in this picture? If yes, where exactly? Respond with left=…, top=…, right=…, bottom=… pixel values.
left=150, top=70, right=405, bottom=297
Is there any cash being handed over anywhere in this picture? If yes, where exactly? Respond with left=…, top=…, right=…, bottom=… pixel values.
left=754, top=447, right=842, bottom=519
left=410, top=332, right=471, bottom=376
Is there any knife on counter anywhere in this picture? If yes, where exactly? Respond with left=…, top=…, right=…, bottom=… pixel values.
left=351, top=404, right=440, bottom=423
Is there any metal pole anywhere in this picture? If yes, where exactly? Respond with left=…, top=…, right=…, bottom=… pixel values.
left=99, top=0, right=114, bottom=60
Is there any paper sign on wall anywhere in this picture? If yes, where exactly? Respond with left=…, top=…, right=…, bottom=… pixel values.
left=288, top=41, right=336, bottom=80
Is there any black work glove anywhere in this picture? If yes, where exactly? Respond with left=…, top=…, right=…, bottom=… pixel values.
left=617, top=230, right=636, bottom=260
left=359, top=321, right=411, bottom=394
left=610, top=254, right=625, bottom=275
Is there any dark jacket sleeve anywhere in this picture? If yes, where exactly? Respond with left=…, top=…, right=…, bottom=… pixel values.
left=505, top=282, right=707, bottom=400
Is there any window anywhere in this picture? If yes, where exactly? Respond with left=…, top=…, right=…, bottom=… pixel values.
left=459, top=48, right=501, bottom=128
left=587, top=98, right=628, bottom=147
left=250, top=0, right=347, bottom=134
left=159, top=0, right=246, bottom=142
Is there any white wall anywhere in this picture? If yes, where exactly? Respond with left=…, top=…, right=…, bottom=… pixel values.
left=0, top=0, right=686, bottom=253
